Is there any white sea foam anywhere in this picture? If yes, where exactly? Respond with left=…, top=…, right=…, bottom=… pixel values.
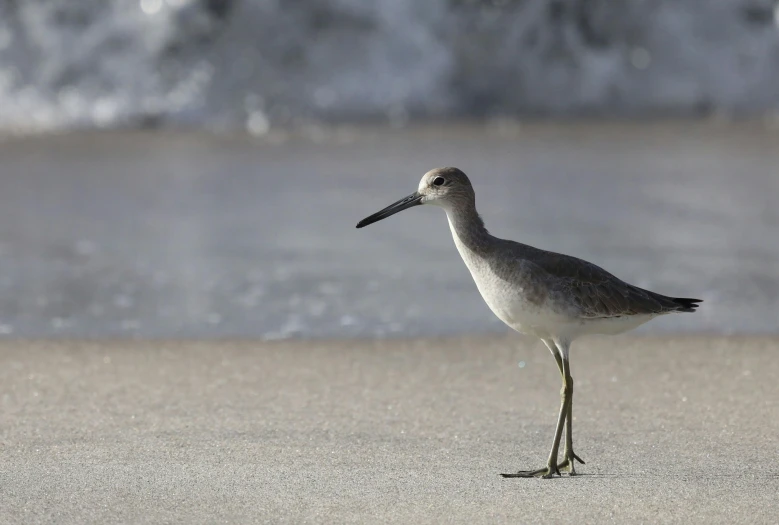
left=1, top=0, right=778, bottom=133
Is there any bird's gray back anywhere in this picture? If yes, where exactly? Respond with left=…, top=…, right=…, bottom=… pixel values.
left=479, top=238, right=686, bottom=319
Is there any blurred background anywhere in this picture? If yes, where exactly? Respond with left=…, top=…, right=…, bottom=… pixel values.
left=0, top=0, right=777, bottom=339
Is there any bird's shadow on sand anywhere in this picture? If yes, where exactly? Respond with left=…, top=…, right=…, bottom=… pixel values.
left=501, top=471, right=779, bottom=480
left=500, top=472, right=632, bottom=480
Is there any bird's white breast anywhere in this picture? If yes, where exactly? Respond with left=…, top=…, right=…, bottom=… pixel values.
left=450, top=228, right=564, bottom=338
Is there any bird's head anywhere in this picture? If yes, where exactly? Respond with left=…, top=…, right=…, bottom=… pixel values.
left=356, top=167, right=474, bottom=228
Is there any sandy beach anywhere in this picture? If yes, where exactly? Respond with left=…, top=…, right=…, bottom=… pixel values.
left=1, top=335, right=777, bottom=524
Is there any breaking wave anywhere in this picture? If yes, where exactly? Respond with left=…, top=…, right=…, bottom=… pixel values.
left=1, top=0, right=779, bottom=133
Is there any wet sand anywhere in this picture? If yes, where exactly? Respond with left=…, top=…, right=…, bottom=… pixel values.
left=2, top=336, right=777, bottom=524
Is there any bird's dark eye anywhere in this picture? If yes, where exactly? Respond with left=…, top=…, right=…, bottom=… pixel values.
left=433, top=177, right=445, bottom=186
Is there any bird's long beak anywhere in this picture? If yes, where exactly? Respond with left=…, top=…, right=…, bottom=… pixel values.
left=356, top=192, right=423, bottom=228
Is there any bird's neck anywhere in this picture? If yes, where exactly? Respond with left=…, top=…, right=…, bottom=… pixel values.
left=445, top=201, right=492, bottom=255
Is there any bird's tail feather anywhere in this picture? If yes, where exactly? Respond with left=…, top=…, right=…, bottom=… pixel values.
left=671, top=297, right=702, bottom=313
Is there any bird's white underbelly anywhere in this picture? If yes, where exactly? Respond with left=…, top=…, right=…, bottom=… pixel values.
left=480, top=287, right=562, bottom=338
left=467, top=262, right=657, bottom=340
left=467, top=268, right=561, bottom=338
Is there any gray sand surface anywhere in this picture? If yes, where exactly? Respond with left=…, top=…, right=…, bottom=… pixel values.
left=1, top=336, right=777, bottom=524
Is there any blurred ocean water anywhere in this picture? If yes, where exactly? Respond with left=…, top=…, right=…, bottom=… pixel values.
left=0, top=122, right=776, bottom=339
left=2, top=0, right=779, bottom=133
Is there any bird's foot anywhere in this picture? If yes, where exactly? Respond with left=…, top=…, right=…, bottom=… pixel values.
left=501, top=462, right=560, bottom=479
left=557, top=450, right=585, bottom=476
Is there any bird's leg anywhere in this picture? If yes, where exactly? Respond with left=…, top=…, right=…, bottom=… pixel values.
left=502, top=340, right=584, bottom=479
left=502, top=344, right=570, bottom=479
left=503, top=373, right=569, bottom=478
left=557, top=352, right=584, bottom=475
left=547, top=341, right=585, bottom=474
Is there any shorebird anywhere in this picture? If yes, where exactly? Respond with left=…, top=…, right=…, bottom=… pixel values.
left=356, top=167, right=701, bottom=478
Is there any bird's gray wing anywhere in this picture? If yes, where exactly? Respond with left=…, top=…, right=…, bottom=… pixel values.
left=524, top=249, right=681, bottom=319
